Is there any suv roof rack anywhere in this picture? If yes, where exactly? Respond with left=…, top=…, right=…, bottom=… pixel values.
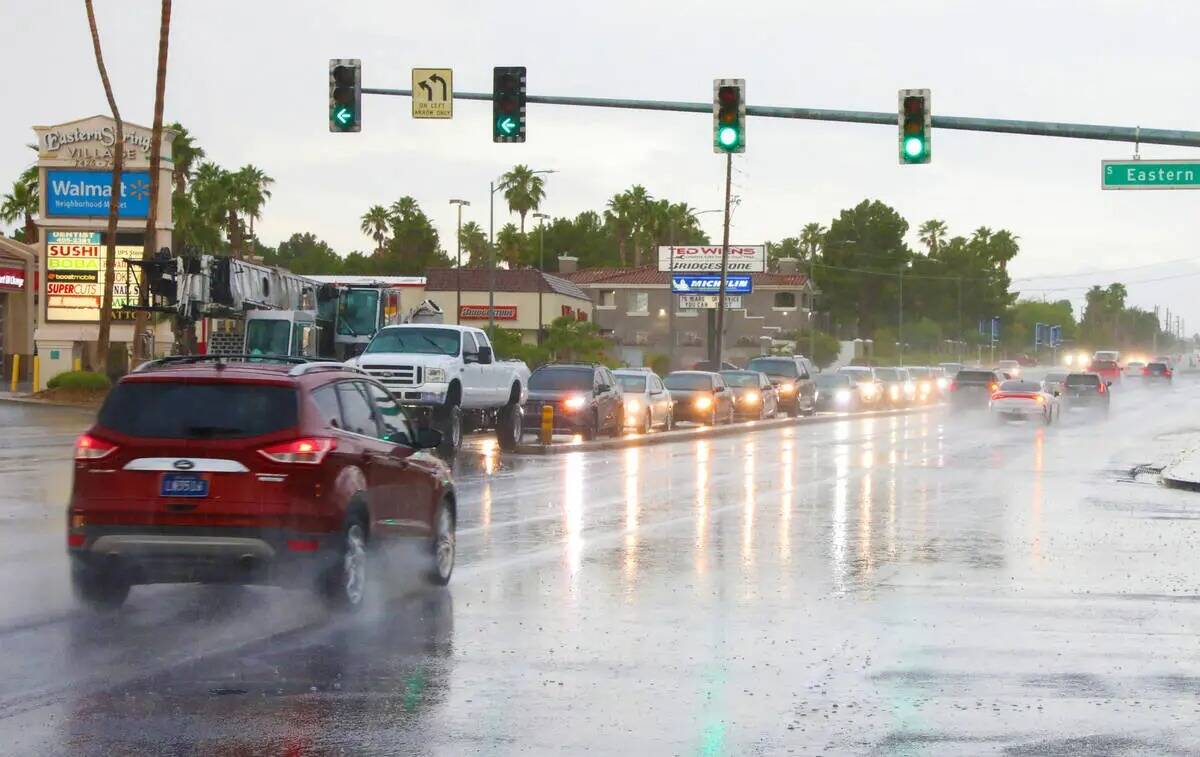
left=133, top=354, right=365, bottom=377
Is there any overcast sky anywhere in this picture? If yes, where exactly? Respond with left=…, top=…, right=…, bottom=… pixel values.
left=5, top=1, right=1200, bottom=335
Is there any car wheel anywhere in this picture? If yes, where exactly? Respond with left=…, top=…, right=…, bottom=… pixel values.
left=71, top=562, right=130, bottom=611
left=611, top=406, right=625, bottom=437
left=639, top=410, right=651, bottom=434
left=787, top=404, right=799, bottom=418
left=581, top=410, right=598, bottom=441
left=426, top=499, right=455, bottom=586
left=434, top=404, right=463, bottom=456
left=320, top=518, right=368, bottom=611
left=665, top=409, right=674, bottom=431
left=496, top=403, right=523, bottom=452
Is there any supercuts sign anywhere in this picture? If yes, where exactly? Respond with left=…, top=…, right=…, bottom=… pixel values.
left=657, top=245, right=766, bottom=272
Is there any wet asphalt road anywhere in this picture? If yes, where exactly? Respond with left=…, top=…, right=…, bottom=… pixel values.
left=2, top=380, right=1200, bottom=756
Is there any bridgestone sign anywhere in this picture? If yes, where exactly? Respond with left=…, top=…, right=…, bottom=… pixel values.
left=658, top=245, right=766, bottom=272
left=459, top=304, right=517, bottom=321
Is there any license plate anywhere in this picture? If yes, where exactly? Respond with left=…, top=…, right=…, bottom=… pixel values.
left=160, top=473, right=209, bottom=498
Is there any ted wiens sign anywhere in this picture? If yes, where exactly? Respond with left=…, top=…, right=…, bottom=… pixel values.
left=657, top=245, right=766, bottom=272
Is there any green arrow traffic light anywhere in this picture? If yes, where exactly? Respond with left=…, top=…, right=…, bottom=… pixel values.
left=334, top=106, right=354, bottom=126
left=496, top=116, right=517, bottom=136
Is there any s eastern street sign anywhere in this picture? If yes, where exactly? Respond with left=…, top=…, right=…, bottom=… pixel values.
left=1102, top=160, right=1200, bottom=190
left=460, top=304, right=517, bottom=321
left=671, top=274, right=752, bottom=294
left=412, top=68, right=453, bottom=119
left=658, top=245, right=766, bottom=273
left=45, top=169, right=152, bottom=218
left=678, top=294, right=743, bottom=309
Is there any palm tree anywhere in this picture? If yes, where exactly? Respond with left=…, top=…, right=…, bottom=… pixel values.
left=191, top=162, right=244, bottom=257
left=458, top=221, right=487, bottom=266
left=234, top=164, right=273, bottom=238
left=85, top=0, right=124, bottom=373
left=134, top=0, right=172, bottom=362
left=166, top=121, right=204, bottom=197
left=604, top=192, right=634, bottom=266
left=360, top=205, right=391, bottom=255
left=621, top=185, right=654, bottom=267
left=496, top=223, right=524, bottom=267
left=498, top=164, right=547, bottom=234
left=918, top=219, right=948, bottom=256
left=0, top=174, right=38, bottom=243
left=799, top=222, right=827, bottom=262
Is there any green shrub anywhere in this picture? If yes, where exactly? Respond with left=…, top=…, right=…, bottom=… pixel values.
left=46, top=370, right=111, bottom=391
left=645, top=352, right=671, bottom=376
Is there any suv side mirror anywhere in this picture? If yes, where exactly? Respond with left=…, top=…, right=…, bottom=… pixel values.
left=476, top=345, right=494, bottom=364
left=595, top=383, right=610, bottom=395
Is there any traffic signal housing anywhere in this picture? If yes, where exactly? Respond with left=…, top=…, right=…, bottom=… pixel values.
left=493, top=66, right=526, bottom=143
left=329, top=59, right=361, bottom=132
left=898, top=88, right=930, bottom=164
left=713, top=79, right=745, bottom=154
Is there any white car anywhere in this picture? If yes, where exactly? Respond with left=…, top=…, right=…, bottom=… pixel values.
left=348, top=324, right=530, bottom=452
left=990, top=379, right=1058, bottom=424
left=1123, top=361, right=1146, bottom=377
left=996, top=359, right=1021, bottom=379
left=614, top=369, right=673, bottom=433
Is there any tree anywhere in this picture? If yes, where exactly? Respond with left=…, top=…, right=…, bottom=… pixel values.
left=85, top=0, right=125, bottom=373
left=377, top=196, right=449, bottom=274
left=542, top=316, right=613, bottom=365
left=0, top=169, right=38, bottom=243
left=191, top=162, right=242, bottom=257
left=262, top=232, right=343, bottom=274
left=458, top=221, right=487, bottom=267
left=917, top=219, right=947, bottom=255
left=166, top=122, right=205, bottom=254
left=495, top=223, right=525, bottom=268
left=821, top=200, right=911, bottom=336
left=360, top=205, right=390, bottom=255
left=235, top=164, right=273, bottom=239
left=767, top=238, right=802, bottom=270
left=799, top=222, right=826, bottom=262
left=498, top=164, right=547, bottom=234
left=604, top=192, right=634, bottom=266
left=133, top=0, right=172, bottom=363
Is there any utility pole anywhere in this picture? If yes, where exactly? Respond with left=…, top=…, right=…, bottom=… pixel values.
left=713, top=153, right=733, bottom=367
left=449, top=198, right=470, bottom=325
left=956, top=277, right=963, bottom=362
left=808, top=250, right=816, bottom=360
left=897, top=266, right=904, bottom=364
left=533, top=212, right=550, bottom=344
left=488, top=180, right=496, bottom=331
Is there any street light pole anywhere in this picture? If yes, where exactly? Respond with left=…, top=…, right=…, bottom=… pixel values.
left=449, top=199, right=470, bottom=325
left=808, top=251, right=817, bottom=361
left=532, top=211, right=550, bottom=345
left=713, top=153, right=733, bottom=367
left=489, top=169, right=556, bottom=332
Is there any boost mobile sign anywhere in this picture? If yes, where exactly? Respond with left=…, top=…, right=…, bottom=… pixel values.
left=657, top=245, right=766, bottom=272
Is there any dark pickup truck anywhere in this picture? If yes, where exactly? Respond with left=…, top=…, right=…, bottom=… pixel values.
left=948, top=369, right=1001, bottom=410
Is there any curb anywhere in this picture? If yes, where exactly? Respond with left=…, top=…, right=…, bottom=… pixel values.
left=0, top=394, right=99, bottom=411
left=513, top=404, right=941, bottom=455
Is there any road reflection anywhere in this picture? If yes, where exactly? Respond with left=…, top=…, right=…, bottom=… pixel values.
left=563, top=452, right=585, bottom=583
left=694, top=440, right=710, bottom=576
left=623, top=447, right=639, bottom=593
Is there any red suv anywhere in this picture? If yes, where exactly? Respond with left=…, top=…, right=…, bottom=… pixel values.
left=67, top=357, right=457, bottom=612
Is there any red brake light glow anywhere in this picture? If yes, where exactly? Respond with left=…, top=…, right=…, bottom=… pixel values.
left=286, top=539, right=321, bottom=552
left=258, top=437, right=336, bottom=465
left=75, top=433, right=117, bottom=460
left=67, top=533, right=86, bottom=548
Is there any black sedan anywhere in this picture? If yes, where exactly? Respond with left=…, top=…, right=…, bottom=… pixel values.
left=814, top=373, right=861, bottom=412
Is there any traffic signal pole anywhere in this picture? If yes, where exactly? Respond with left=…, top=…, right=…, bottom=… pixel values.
left=361, top=87, right=1200, bottom=148
left=713, top=153, right=733, bottom=368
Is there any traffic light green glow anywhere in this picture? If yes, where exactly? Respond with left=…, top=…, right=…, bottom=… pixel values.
left=903, top=136, right=925, bottom=159
left=332, top=105, right=355, bottom=129
left=717, top=126, right=739, bottom=148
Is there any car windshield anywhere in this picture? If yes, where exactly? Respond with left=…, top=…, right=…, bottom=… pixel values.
left=956, top=370, right=996, bottom=383
left=1147, top=363, right=1168, bottom=372
left=874, top=368, right=902, bottom=381
left=529, top=367, right=593, bottom=391
left=1066, top=373, right=1101, bottom=387
left=1044, top=373, right=1067, bottom=383
left=746, top=358, right=798, bottom=378
left=815, top=374, right=851, bottom=389
left=906, top=368, right=931, bottom=378
left=98, top=382, right=298, bottom=439
left=664, top=373, right=713, bottom=391
left=337, top=288, right=380, bottom=337
left=615, top=374, right=647, bottom=393
left=365, top=328, right=461, bottom=356
left=719, top=371, right=760, bottom=388
left=839, top=368, right=873, bottom=383
left=244, top=319, right=292, bottom=356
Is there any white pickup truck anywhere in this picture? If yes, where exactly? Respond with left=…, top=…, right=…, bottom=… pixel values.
left=346, top=324, right=530, bottom=453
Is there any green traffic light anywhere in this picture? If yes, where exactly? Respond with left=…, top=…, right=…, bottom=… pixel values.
left=903, top=135, right=925, bottom=160
left=717, top=125, right=740, bottom=149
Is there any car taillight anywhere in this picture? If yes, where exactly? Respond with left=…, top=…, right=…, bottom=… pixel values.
left=67, top=533, right=86, bottom=548
left=286, top=539, right=320, bottom=552
left=75, top=433, right=117, bottom=460
left=258, top=437, right=336, bottom=465
left=1097, top=383, right=1106, bottom=394
left=1142, top=367, right=1150, bottom=376
left=989, top=383, right=999, bottom=393
left=948, top=380, right=957, bottom=391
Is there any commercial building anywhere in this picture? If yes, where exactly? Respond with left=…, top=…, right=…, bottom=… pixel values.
left=559, top=257, right=816, bottom=368
left=31, top=115, right=175, bottom=381
left=0, top=236, right=36, bottom=382
left=423, top=268, right=592, bottom=343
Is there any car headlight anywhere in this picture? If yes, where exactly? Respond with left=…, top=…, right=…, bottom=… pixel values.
left=777, top=383, right=795, bottom=396
left=742, top=390, right=760, bottom=404
left=425, top=367, right=447, bottom=383
left=694, top=395, right=713, bottom=411
left=625, top=398, right=640, bottom=413
left=835, top=388, right=852, bottom=403
left=919, top=381, right=931, bottom=395
left=860, top=383, right=877, bottom=398
left=563, top=395, right=586, bottom=411
left=889, top=385, right=900, bottom=399
left=936, top=377, right=948, bottom=390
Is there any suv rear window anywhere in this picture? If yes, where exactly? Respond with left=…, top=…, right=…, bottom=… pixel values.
left=98, top=381, right=298, bottom=439
left=1066, top=374, right=1100, bottom=387
left=529, top=367, right=593, bottom=391
left=1090, top=360, right=1118, bottom=370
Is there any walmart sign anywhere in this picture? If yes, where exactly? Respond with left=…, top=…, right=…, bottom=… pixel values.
left=45, top=169, right=151, bottom=219
left=671, top=274, right=752, bottom=294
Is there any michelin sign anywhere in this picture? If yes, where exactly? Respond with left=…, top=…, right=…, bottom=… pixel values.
left=45, top=169, right=152, bottom=219
left=671, top=274, right=752, bottom=294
